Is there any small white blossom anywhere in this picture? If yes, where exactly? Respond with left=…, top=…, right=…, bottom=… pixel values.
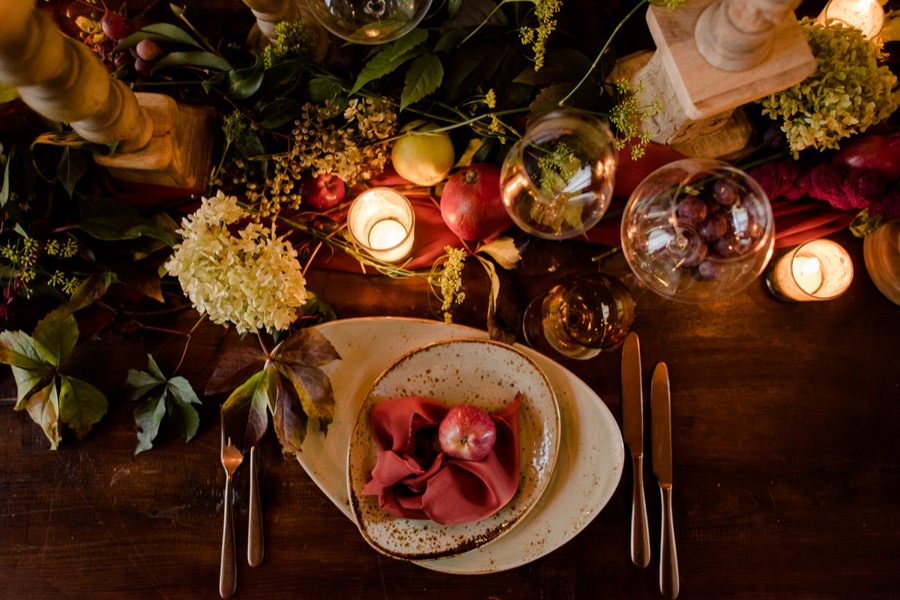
left=165, top=191, right=308, bottom=334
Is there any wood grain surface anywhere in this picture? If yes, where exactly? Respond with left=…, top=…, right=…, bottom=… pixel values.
left=2, top=229, right=897, bottom=600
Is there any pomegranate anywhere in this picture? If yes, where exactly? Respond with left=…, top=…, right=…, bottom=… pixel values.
left=440, top=164, right=512, bottom=242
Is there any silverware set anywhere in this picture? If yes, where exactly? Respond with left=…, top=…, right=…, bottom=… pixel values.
left=621, top=332, right=680, bottom=599
left=219, top=411, right=265, bottom=599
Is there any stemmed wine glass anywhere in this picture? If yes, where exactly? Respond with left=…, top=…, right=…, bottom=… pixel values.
left=522, top=272, right=636, bottom=360
left=620, top=159, right=774, bottom=303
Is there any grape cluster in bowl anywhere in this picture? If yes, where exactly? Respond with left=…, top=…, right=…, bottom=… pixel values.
left=621, top=159, right=774, bottom=303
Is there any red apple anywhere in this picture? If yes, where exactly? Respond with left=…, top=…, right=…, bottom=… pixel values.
left=301, top=173, right=346, bottom=211
left=440, top=164, right=513, bottom=242
left=438, top=405, right=497, bottom=461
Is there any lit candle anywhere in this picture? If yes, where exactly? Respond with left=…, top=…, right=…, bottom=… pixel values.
left=765, top=239, right=854, bottom=302
left=818, top=0, right=885, bottom=39
left=347, top=188, right=415, bottom=263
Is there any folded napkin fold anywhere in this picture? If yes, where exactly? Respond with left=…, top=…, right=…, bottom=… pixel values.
left=362, top=395, right=521, bottom=526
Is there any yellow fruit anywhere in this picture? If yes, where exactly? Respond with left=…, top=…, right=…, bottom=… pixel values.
left=391, top=126, right=455, bottom=186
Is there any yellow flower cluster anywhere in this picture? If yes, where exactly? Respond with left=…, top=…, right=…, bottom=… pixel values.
left=286, top=97, right=397, bottom=186
left=519, top=0, right=563, bottom=71
left=165, top=191, right=309, bottom=334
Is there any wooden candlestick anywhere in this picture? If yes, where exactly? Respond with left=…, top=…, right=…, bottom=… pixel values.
left=0, top=0, right=213, bottom=190
left=242, top=0, right=330, bottom=63
left=617, top=0, right=816, bottom=158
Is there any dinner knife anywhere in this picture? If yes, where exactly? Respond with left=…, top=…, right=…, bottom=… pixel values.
left=621, top=332, right=650, bottom=568
left=651, top=362, right=680, bottom=600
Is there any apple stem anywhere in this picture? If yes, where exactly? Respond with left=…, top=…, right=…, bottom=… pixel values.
left=463, top=168, right=480, bottom=185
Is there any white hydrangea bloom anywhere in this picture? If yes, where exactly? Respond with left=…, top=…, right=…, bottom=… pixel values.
left=165, top=191, right=308, bottom=334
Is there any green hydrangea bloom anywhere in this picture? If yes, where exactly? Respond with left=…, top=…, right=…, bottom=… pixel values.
left=758, top=18, right=899, bottom=155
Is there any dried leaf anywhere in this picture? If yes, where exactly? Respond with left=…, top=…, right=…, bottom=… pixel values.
left=271, top=327, right=340, bottom=367
left=205, top=345, right=267, bottom=395
left=272, top=372, right=308, bottom=454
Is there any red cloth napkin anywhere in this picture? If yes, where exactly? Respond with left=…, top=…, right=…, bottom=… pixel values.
left=361, top=395, right=521, bottom=526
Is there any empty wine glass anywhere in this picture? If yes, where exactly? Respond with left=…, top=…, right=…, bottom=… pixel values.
left=620, top=159, right=774, bottom=303
left=304, top=0, right=432, bottom=44
left=522, top=272, right=636, bottom=360
left=501, top=110, right=618, bottom=240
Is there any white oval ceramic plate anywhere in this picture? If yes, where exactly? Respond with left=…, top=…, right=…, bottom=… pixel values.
left=296, top=317, right=624, bottom=573
left=346, top=338, right=561, bottom=560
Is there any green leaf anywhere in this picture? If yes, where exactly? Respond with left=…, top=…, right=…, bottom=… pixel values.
left=447, top=0, right=463, bottom=17
left=134, top=391, right=167, bottom=454
left=77, top=194, right=177, bottom=245
left=257, top=98, right=302, bottom=130
left=58, top=374, right=108, bottom=439
left=434, top=29, right=466, bottom=53
left=513, top=48, right=594, bottom=86
left=151, top=51, right=233, bottom=74
left=306, top=76, right=343, bottom=104
left=0, top=144, right=11, bottom=207
left=21, top=382, right=61, bottom=449
left=0, top=330, right=48, bottom=370
left=401, top=54, right=443, bottom=110
left=444, top=0, right=507, bottom=29
left=222, top=369, right=271, bottom=448
left=57, top=147, right=88, bottom=197
left=66, top=272, right=113, bottom=313
left=126, top=355, right=202, bottom=454
left=33, top=308, right=78, bottom=367
left=228, top=58, right=265, bottom=100
left=350, top=28, right=428, bottom=94
left=115, top=23, right=204, bottom=51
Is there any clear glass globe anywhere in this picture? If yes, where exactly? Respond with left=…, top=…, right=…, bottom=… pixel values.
left=621, top=159, right=774, bottom=303
left=500, top=110, right=618, bottom=240
left=304, top=0, right=432, bottom=44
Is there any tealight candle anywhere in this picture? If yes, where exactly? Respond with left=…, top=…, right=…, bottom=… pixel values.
left=765, top=239, right=854, bottom=302
left=818, top=0, right=885, bottom=39
left=347, top=188, right=415, bottom=263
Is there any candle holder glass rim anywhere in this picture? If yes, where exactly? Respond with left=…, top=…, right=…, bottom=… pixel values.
left=764, top=237, right=855, bottom=302
left=347, top=187, right=416, bottom=259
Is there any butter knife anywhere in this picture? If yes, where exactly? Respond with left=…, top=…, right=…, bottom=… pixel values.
left=651, top=362, right=680, bottom=599
left=621, top=332, right=650, bottom=568
left=248, top=446, right=264, bottom=567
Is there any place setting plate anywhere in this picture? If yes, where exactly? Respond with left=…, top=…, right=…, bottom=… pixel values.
left=347, top=338, right=561, bottom=560
left=296, top=317, right=625, bottom=574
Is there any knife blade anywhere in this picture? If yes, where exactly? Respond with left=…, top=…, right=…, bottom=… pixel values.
left=651, top=362, right=680, bottom=600
left=621, top=332, right=650, bottom=568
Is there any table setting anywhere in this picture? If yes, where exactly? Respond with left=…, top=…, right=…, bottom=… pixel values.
left=1, top=0, right=899, bottom=598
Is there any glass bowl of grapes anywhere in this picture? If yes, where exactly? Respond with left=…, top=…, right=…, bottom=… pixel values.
left=500, top=110, right=618, bottom=240
left=620, top=159, right=774, bottom=303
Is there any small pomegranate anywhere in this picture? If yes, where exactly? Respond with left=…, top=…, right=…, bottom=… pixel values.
left=440, top=164, right=513, bottom=242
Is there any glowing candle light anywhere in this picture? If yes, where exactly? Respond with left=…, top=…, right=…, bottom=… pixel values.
left=765, top=239, right=854, bottom=302
left=347, top=188, right=415, bottom=263
left=818, top=0, right=885, bottom=39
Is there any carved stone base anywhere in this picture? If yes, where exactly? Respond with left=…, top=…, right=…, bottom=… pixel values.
left=94, top=93, right=214, bottom=190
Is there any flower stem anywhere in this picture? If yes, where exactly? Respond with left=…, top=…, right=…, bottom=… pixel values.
left=559, top=0, right=649, bottom=107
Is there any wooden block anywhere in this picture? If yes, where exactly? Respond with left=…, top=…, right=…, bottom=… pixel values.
left=645, top=0, right=815, bottom=119
left=94, top=93, right=215, bottom=191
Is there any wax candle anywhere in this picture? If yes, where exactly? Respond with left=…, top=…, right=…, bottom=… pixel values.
left=347, top=188, right=415, bottom=263
left=818, top=0, right=884, bottom=39
left=765, top=239, right=854, bottom=301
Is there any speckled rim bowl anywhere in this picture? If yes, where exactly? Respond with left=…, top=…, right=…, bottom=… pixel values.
left=347, top=338, right=561, bottom=560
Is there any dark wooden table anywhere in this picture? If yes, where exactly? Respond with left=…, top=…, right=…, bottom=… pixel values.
left=1, top=229, right=898, bottom=599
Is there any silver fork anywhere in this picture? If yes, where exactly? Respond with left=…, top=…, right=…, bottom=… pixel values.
left=219, top=412, right=244, bottom=599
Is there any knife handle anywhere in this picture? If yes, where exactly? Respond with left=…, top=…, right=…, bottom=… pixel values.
left=630, top=455, right=651, bottom=567
left=659, top=485, right=680, bottom=599
left=248, top=446, right=264, bottom=567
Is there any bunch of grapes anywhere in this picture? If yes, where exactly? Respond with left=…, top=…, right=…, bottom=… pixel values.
left=69, top=8, right=162, bottom=78
left=669, top=176, right=769, bottom=281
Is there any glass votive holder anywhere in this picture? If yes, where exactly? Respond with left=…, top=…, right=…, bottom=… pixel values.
left=347, top=188, right=415, bottom=263
left=818, top=0, right=885, bottom=39
left=765, top=239, right=854, bottom=302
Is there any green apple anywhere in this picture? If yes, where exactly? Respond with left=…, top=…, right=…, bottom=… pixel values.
left=391, top=124, right=455, bottom=186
